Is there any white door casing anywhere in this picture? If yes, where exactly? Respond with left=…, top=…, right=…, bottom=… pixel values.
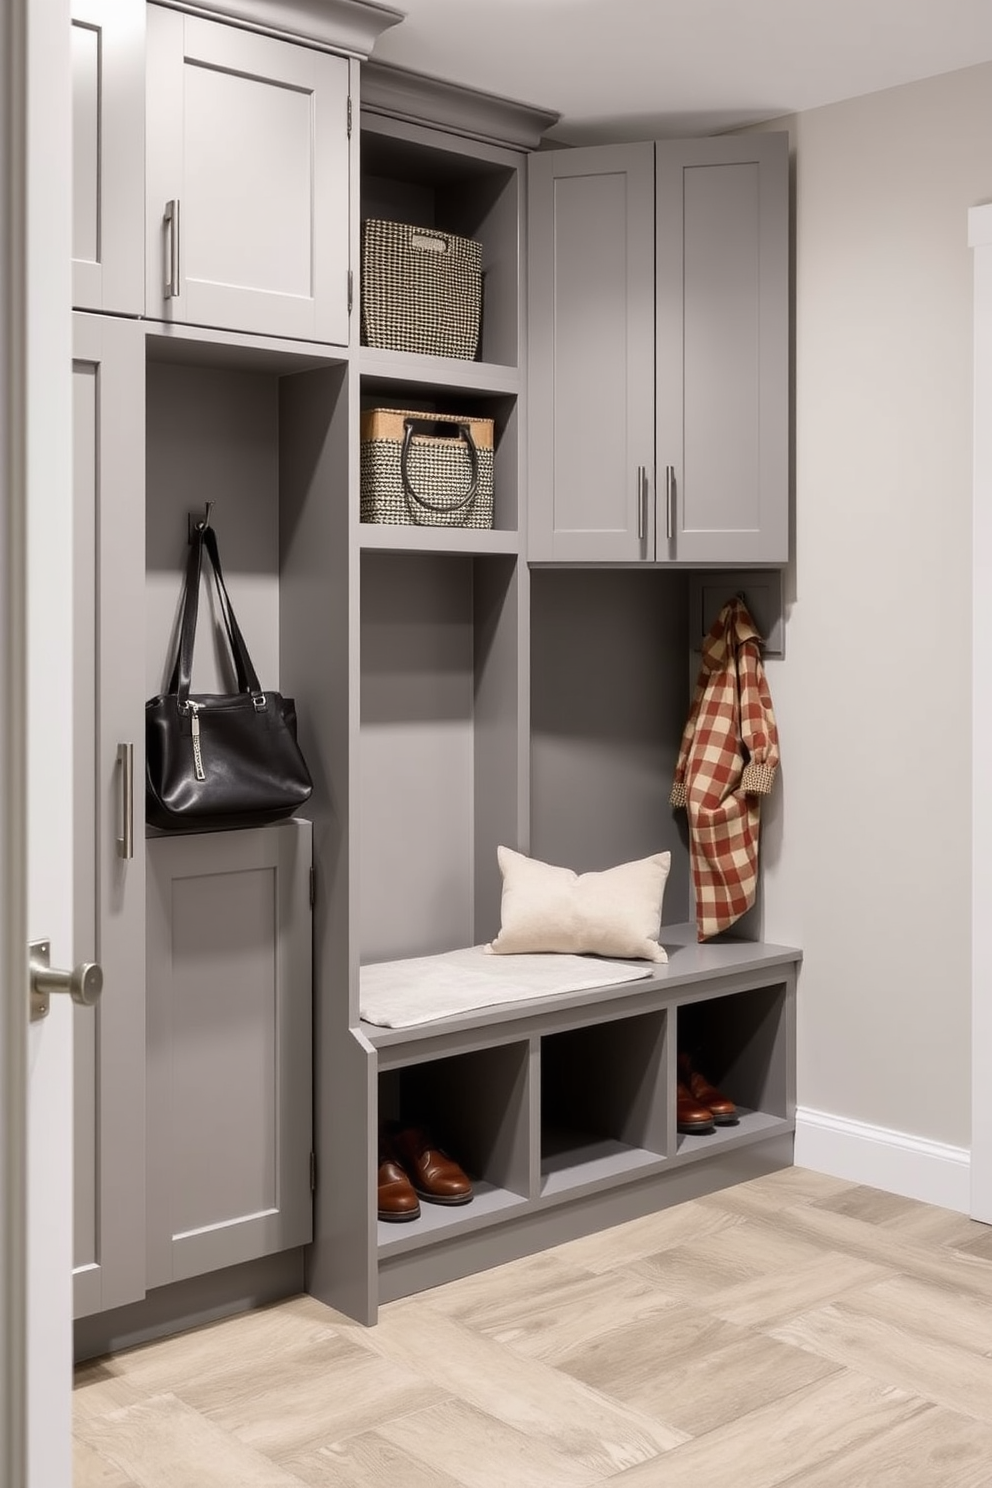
left=1, top=0, right=74, bottom=1484
left=971, top=202, right=992, bottom=1224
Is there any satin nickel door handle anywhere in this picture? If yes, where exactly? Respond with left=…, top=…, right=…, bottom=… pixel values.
left=636, top=466, right=646, bottom=541
left=164, top=198, right=181, bottom=299
left=665, top=464, right=675, bottom=542
left=29, top=940, right=103, bottom=1022
left=116, top=741, right=133, bottom=860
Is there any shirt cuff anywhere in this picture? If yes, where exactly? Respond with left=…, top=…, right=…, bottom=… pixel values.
left=741, top=760, right=777, bottom=796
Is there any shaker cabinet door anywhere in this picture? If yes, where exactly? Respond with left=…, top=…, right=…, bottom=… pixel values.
left=656, top=133, right=789, bottom=564
left=145, top=820, right=314, bottom=1289
left=528, top=143, right=656, bottom=562
left=145, top=5, right=351, bottom=343
left=71, top=0, right=145, bottom=314
left=72, top=312, right=147, bottom=1318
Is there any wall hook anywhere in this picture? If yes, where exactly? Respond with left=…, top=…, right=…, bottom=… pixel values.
left=187, top=501, right=214, bottom=543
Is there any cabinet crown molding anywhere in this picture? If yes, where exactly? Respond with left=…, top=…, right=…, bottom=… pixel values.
left=361, top=59, right=559, bottom=150
left=152, top=0, right=403, bottom=56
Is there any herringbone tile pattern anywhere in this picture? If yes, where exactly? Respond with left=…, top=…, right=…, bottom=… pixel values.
left=74, top=1167, right=992, bottom=1486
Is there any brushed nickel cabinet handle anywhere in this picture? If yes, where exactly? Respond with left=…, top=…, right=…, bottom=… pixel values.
left=665, top=464, right=675, bottom=542
left=164, top=199, right=181, bottom=299
left=116, top=742, right=133, bottom=860
left=637, top=465, right=646, bottom=541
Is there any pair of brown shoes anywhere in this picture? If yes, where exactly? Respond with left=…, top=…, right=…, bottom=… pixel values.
left=378, top=1124, right=473, bottom=1223
left=677, top=1053, right=739, bottom=1135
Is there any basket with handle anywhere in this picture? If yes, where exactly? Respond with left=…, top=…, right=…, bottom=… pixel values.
left=360, top=408, right=495, bottom=529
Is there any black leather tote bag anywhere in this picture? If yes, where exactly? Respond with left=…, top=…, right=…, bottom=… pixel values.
left=146, top=522, right=313, bottom=832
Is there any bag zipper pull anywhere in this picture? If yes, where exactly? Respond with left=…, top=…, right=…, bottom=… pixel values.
left=187, top=701, right=206, bottom=782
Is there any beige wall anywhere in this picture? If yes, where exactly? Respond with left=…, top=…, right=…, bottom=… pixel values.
left=756, top=61, right=992, bottom=1150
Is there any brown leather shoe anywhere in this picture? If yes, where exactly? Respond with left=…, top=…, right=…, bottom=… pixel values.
left=677, top=1081, right=716, bottom=1134
left=390, top=1125, right=473, bottom=1205
left=378, top=1144, right=421, bottom=1222
left=678, top=1053, right=739, bottom=1126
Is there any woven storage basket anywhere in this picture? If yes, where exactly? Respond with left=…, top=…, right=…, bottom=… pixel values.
left=360, top=408, right=495, bottom=529
left=361, top=219, right=482, bottom=360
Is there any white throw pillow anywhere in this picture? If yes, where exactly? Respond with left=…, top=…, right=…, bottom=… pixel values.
left=488, top=846, right=671, bottom=962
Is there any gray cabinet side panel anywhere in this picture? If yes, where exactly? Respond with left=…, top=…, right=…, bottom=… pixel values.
left=72, top=313, right=147, bottom=1319
left=473, top=556, right=526, bottom=945
left=145, top=821, right=313, bottom=1289
left=528, top=144, right=655, bottom=561
left=657, top=133, right=789, bottom=564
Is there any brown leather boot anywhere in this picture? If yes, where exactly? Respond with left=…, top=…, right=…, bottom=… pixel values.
left=678, top=1053, right=739, bottom=1126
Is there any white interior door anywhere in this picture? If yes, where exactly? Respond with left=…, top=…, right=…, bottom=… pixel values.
left=1, top=0, right=75, bottom=1485
left=972, top=203, right=992, bottom=1223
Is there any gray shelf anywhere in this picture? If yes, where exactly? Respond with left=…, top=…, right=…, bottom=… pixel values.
left=358, top=349, right=520, bottom=396
left=675, top=1110, right=795, bottom=1162
left=541, top=1138, right=666, bottom=1198
left=358, top=524, right=519, bottom=556
left=377, top=1180, right=529, bottom=1257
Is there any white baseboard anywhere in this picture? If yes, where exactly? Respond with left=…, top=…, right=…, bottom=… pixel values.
left=795, top=1107, right=971, bottom=1214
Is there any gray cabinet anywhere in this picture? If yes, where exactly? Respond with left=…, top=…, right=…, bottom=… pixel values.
left=145, top=821, right=314, bottom=1288
left=72, top=312, right=147, bottom=1319
left=71, top=0, right=145, bottom=314
left=528, top=133, right=789, bottom=564
left=144, top=4, right=352, bottom=343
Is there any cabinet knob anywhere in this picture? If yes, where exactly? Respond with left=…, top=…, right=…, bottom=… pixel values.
left=29, top=940, right=103, bottom=1021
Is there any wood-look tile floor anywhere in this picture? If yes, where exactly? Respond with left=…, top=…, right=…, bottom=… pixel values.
left=74, top=1167, right=992, bottom=1487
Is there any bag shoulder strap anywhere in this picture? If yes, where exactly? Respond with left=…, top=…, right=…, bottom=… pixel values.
left=166, top=523, right=262, bottom=702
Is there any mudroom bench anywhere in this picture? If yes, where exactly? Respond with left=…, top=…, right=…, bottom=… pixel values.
left=343, top=928, right=801, bottom=1315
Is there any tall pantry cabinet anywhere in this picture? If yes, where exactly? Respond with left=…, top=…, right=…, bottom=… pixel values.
left=71, top=0, right=799, bottom=1348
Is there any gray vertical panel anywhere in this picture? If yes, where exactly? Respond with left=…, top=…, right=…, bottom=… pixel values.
left=279, top=363, right=377, bottom=1324
left=72, top=312, right=147, bottom=1320
left=656, top=134, right=789, bottom=564
left=359, top=552, right=474, bottom=961
left=473, top=556, right=522, bottom=944
left=146, top=821, right=312, bottom=1289
left=529, top=569, right=691, bottom=925
left=528, top=144, right=655, bottom=561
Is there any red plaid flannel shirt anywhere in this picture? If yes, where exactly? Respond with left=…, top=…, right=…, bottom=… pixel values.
left=670, top=598, right=779, bottom=941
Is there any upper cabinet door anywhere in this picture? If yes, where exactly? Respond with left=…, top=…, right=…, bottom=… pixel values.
left=656, top=134, right=789, bottom=565
left=145, top=6, right=351, bottom=344
left=72, top=0, right=145, bottom=314
left=528, top=143, right=656, bottom=562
